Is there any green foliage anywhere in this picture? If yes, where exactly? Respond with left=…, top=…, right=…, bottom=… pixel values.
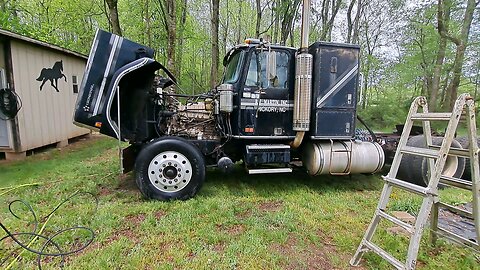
left=358, top=93, right=412, bottom=130
left=0, top=0, right=477, bottom=111
left=0, top=136, right=477, bottom=269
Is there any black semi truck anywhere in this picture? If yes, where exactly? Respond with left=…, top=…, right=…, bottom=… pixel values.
left=73, top=2, right=385, bottom=201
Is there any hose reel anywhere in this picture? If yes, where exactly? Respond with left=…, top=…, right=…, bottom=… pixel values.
left=0, top=88, right=21, bottom=120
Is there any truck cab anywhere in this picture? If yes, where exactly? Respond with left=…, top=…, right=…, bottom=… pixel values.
left=222, top=42, right=296, bottom=138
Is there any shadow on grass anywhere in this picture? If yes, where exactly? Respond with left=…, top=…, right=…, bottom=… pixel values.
left=115, top=164, right=384, bottom=200
left=198, top=165, right=383, bottom=199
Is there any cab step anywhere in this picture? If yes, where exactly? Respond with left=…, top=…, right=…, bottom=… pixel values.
left=247, top=167, right=293, bottom=174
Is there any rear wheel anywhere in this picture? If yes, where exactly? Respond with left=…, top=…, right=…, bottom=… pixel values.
left=398, top=135, right=465, bottom=186
left=135, top=137, right=205, bottom=201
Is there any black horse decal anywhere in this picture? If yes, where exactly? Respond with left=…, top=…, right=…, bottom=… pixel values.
left=36, top=60, right=67, bottom=92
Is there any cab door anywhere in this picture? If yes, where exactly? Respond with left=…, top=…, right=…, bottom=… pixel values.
left=239, top=49, right=295, bottom=137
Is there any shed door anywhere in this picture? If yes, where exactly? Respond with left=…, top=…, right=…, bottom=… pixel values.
left=0, top=116, right=9, bottom=147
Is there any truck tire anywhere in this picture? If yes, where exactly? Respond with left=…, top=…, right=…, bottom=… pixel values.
left=456, top=136, right=480, bottom=181
left=398, top=135, right=465, bottom=186
left=134, top=137, right=205, bottom=201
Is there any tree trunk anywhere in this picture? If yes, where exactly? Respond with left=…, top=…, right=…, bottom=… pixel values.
left=158, top=0, right=177, bottom=76
left=223, top=0, right=229, bottom=55
left=273, top=0, right=279, bottom=43
left=105, top=0, right=122, bottom=36
left=430, top=0, right=451, bottom=112
left=176, top=0, right=188, bottom=79
left=320, top=0, right=341, bottom=41
left=210, top=0, right=220, bottom=88
left=144, top=0, right=152, bottom=47
left=441, top=0, right=477, bottom=110
left=255, top=0, right=261, bottom=38
left=236, top=0, right=242, bottom=44
left=346, top=0, right=362, bottom=43
left=279, top=0, right=300, bottom=45
left=346, top=0, right=356, bottom=43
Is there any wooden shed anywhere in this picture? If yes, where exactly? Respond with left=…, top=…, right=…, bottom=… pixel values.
left=0, top=29, right=89, bottom=160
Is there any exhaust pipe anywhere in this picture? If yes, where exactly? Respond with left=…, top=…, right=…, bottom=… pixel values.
left=291, top=0, right=312, bottom=148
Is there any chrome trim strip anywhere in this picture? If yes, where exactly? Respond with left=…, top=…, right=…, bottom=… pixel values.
left=248, top=168, right=292, bottom=174
left=310, top=136, right=354, bottom=140
left=231, top=135, right=295, bottom=139
left=246, top=145, right=290, bottom=150
left=93, top=35, right=121, bottom=115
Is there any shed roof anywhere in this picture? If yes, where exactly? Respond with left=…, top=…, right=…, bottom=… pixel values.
left=0, top=28, right=88, bottom=60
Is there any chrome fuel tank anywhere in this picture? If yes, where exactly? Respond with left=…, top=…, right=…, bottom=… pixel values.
left=302, top=140, right=384, bottom=175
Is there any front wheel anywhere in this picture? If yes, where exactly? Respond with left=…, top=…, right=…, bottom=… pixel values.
left=135, top=137, right=205, bottom=201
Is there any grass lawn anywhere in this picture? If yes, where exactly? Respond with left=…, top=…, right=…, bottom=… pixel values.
left=0, top=135, right=478, bottom=269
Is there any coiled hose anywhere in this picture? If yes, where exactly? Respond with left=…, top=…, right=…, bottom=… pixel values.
left=0, top=88, right=21, bottom=120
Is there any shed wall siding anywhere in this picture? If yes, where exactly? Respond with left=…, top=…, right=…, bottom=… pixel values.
left=0, top=41, right=13, bottom=150
left=10, top=40, right=88, bottom=151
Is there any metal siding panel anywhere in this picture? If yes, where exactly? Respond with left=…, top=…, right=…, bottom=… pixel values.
left=69, top=59, right=89, bottom=137
left=10, top=42, right=28, bottom=151
left=9, top=40, right=89, bottom=152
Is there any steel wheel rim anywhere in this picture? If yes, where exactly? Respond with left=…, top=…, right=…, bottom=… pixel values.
left=148, top=151, right=193, bottom=193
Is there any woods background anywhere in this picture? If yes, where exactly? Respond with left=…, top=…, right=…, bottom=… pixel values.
left=0, top=0, right=478, bottom=129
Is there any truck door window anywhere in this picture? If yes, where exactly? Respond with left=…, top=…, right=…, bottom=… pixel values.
left=223, top=51, right=244, bottom=84
left=245, top=50, right=289, bottom=88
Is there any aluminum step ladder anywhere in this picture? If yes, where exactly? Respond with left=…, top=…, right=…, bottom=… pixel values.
left=350, top=93, right=480, bottom=270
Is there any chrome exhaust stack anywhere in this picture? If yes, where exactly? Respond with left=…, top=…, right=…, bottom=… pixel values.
left=292, top=0, right=313, bottom=148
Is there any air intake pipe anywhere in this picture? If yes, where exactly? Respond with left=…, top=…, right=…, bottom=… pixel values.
left=291, top=0, right=312, bottom=148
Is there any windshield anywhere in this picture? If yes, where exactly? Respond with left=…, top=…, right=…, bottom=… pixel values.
left=245, top=50, right=289, bottom=88
left=223, top=51, right=244, bottom=83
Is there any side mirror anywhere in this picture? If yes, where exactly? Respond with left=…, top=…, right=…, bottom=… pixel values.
left=266, top=51, right=277, bottom=87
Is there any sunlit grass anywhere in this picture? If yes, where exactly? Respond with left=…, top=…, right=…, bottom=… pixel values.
left=0, top=135, right=478, bottom=269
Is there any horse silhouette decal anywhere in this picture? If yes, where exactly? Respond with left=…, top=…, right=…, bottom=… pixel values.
left=36, top=60, right=67, bottom=92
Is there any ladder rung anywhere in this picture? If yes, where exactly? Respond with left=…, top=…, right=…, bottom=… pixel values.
left=437, top=202, right=473, bottom=219
left=401, top=146, right=439, bottom=159
left=363, top=241, right=405, bottom=270
left=439, top=175, right=472, bottom=190
left=377, top=210, right=415, bottom=234
left=429, top=145, right=471, bottom=158
left=383, top=176, right=433, bottom=196
left=410, top=112, right=452, bottom=121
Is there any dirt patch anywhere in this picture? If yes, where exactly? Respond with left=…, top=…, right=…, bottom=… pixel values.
left=125, top=213, right=146, bottom=225
left=271, top=231, right=365, bottom=270
left=187, top=250, right=196, bottom=259
left=97, top=186, right=112, bottom=196
left=216, top=223, right=246, bottom=236
left=212, top=241, right=226, bottom=253
left=235, top=209, right=252, bottom=219
left=316, top=230, right=367, bottom=269
left=258, top=200, right=283, bottom=212
left=81, top=226, right=142, bottom=255
left=116, top=174, right=137, bottom=191
left=154, top=210, right=167, bottom=220
left=105, top=228, right=140, bottom=246
left=272, top=234, right=333, bottom=270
